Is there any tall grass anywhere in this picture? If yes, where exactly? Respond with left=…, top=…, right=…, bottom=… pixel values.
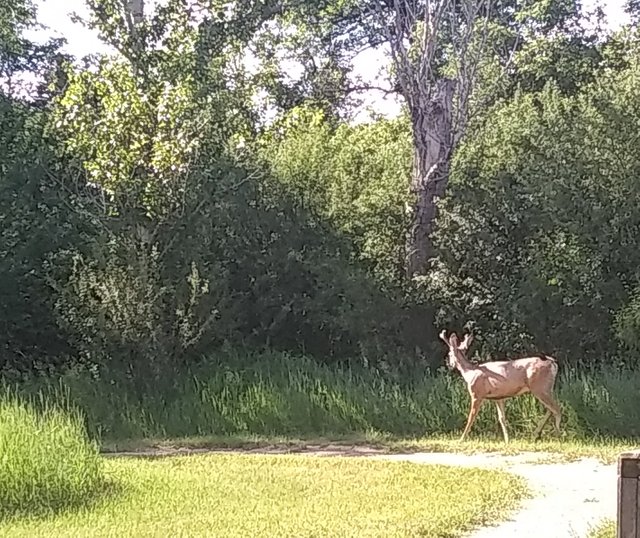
left=0, top=397, right=104, bottom=519
left=7, top=351, right=640, bottom=443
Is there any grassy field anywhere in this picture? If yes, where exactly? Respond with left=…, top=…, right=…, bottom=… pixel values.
left=12, top=352, right=640, bottom=446
left=0, top=453, right=529, bottom=538
left=1, top=353, right=634, bottom=537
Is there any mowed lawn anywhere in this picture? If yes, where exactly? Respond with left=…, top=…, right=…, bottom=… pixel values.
left=1, top=453, right=528, bottom=538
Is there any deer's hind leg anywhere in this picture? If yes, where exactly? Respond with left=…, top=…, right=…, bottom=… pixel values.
left=531, top=409, right=551, bottom=440
left=531, top=391, right=562, bottom=439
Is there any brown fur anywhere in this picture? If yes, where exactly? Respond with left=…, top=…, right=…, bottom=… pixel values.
left=439, top=330, right=562, bottom=443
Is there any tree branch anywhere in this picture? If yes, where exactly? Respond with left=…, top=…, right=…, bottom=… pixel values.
left=347, top=83, right=399, bottom=95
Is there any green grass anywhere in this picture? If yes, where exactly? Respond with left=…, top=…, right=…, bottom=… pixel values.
left=0, top=398, right=105, bottom=520
left=375, top=433, right=637, bottom=464
left=0, top=453, right=529, bottom=537
left=588, top=519, right=615, bottom=538
left=9, top=351, right=640, bottom=449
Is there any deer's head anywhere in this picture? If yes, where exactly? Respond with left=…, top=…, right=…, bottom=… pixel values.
left=439, top=329, right=474, bottom=370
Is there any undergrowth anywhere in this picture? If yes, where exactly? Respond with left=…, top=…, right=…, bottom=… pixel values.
left=5, top=350, right=640, bottom=444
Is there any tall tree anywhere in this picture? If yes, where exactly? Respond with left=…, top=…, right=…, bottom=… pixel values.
left=0, top=0, right=79, bottom=374
left=44, top=0, right=411, bottom=381
left=243, top=0, right=590, bottom=276
left=367, top=0, right=495, bottom=277
left=363, top=0, right=594, bottom=276
left=0, top=0, right=67, bottom=101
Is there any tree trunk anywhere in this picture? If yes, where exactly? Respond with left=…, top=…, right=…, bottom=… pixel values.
left=405, top=79, right=455, bottom=278
left=125, top=0, right=144, bottom=24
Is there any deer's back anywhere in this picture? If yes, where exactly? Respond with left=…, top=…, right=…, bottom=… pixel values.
left=483, top=355, right=557, bottom=377
left=474, top=355, right=558, bottom=398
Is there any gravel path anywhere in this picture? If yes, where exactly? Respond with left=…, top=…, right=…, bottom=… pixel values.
left=377, top=452, right=617, bottom=538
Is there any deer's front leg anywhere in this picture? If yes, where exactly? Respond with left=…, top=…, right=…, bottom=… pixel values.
left=460, top=397, right=483, bottom=441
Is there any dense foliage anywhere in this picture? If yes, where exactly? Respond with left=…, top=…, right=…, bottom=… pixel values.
left=431, top=37, right=640, bottom=363
left=1, top=0, right=640, bottom=386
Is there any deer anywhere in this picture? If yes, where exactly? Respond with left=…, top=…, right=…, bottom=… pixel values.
left=439, top=329, right=562, bottom=443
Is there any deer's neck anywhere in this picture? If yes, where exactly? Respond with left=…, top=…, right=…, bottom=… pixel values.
left=454, top=355, right=476, bottom=376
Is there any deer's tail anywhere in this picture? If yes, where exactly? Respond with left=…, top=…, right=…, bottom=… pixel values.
left=539, top=354, right=559, bottom=377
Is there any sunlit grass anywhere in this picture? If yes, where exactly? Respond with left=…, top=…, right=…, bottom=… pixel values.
left=13, top=352, right=640, bottom=445
left=588, top=519, right=615, bottom=538
left=379, top=434, right=635, bottom=464
left=1, top=453, right=529, bottom=537
left=0, top=398, right=104, bottom=520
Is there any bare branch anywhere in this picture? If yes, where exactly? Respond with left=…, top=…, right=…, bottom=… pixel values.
left=456, top=17, right=522, bottom=144
left=156, top=169, right=262, bottom=262
left=39, top=163, right=117, bottom=239
left=347, top=83, right=398, bottom=95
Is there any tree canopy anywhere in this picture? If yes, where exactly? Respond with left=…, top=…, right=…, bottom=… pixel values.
left=0, top=0, right=638, bottom=381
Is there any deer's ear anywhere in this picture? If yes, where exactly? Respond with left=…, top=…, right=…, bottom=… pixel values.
left=460, top=333, right=474, bottom=351
left=439, top=330, right=450, bottom=346
left=449, top=333, right=459, bottom=347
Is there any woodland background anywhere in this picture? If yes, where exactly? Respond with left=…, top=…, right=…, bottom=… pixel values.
left=3, top=0, right=640, bottom=439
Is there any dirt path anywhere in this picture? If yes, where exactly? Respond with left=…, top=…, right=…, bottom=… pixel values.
left=106, top=445, right=617, bottom=537
left=378, top=452, right=616, bottom=538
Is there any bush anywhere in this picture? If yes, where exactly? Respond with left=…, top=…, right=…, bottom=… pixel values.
left=0, top=398, right=104, bottom=519
left=431, top=68, right=640, bottom=367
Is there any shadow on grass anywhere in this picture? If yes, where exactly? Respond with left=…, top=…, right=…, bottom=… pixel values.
left=0, top=478, right=124, bottom=524
left=101, top=435, right=394, bottom=461
left=98, top=432, right=638, bottom=463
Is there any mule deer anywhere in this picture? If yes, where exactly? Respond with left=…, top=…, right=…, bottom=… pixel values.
left=439, top=330, right=562, bottom=443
